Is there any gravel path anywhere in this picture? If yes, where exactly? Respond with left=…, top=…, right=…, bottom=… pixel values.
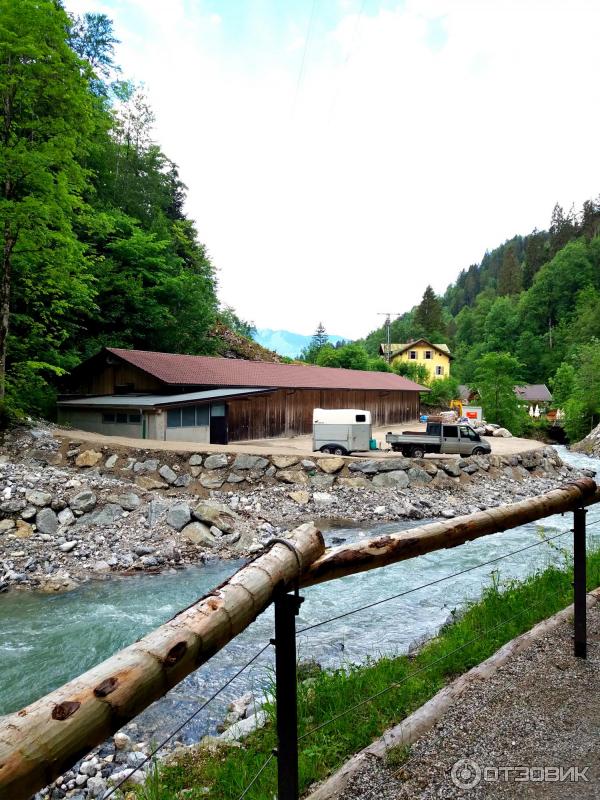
left=337, top=605, right=600, bottom=799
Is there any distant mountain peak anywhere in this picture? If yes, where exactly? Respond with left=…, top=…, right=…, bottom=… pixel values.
left=253, top=328, right=349, bottom=359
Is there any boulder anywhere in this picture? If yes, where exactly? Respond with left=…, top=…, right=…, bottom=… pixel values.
left=310, top=474, right=335, bottom=488
left=59, top=541, right=77, bottom=552
left=181, top=521, right=219, bottom=547
left=93, top=560, right=111, bottom=573
left=407, top=467, right=433, bottom=484
left=204, top=454, right=229, bottom=470
left=36, top=507, right=59, bottom=535
left=337, top=476, right=371, bottom=488
left=190, top=466, right=202, bottom=478
left=21, top=506, right=37, bottom=521
left=85, top=504, right=123, bottom=526
left=146, top=499, right=167, bottom=526
left=289, top=491, right=310, bottom=505
left=25, top=490, right=52, bottom=507
left=15, top=520, right=33, bottom=538
left=348, top=459, right=380, bottom=475
left=316, top=457, right=345, bottom=474
left=372, top=470, right=409, bottom=488
left=111, top=492, right=141, bottom=511
left=174, top=474, right=192, bottom=488
left=0, top=498, right=26, bottom=514
left=104, top=454, right=118, bottom=469
left=462, top=464, right=479, bottom=475
left=159, top=464, right=177, bottom=484
left=167, top=502, right=192, bottom=531
left=133, top=459, right=160, bottom=474
left=135, top=476, right=167, bottom=490
left=69, top=490, right=97, bottom=513
left=492, top=428, right=512, bottom=438
left=441, top=461, right=462, bottom=477
left=193, top=502, right=236, bottom=533
left=75, top=450, right=102, bottom=468
left=114, top=732, right=132, bottom=751
left=313, top=492, right=335, bottom=507
left=276, top=470, right=309, bottom=485
left=232, top=454, right=270, bottom=471
left=58, top=507, right=75, bottom=526
left=301, top=460, right=317, bottom=470
left=376, top=457, right=411, bottom=472
left=272, top=455, right=300, bottom=469
left=0, top=519, right=15, bottom=533
left=189, top=454, right=203, bottom=466
left=200, top=475, right=224, bottom=489
left=227, top=473, right=246, bottom=484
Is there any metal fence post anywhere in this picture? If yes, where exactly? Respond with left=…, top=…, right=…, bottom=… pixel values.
left=573, top=507, right=587, bottom=659
left=272, top=589, right=303, bottom=800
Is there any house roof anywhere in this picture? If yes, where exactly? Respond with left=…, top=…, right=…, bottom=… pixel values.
left=457, top=384, right=473, bottom=402
left=58, top=388, right=269, bottom=409
left=514, top=384, right=553, bottom=403
left=103, top=348, right=428, bottom=392
left=380, top=340, right=453, bottom=359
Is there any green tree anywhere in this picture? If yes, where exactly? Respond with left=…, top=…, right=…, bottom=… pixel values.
left=474, top=352, right=523, bottom=432
left=316, top=342, right=370, bottom=371
left=424, top=377, right=460, bottom=408
left=551, top=362, right=575, bottom=409
left=0, top=0, right=98, bottom=405
left=414, top=286, right=446, bottom=339
left=562, top=341, right=600, bottom=442
left=483, top=297, right=519, bottom=352
left=497, top=246, right=522, bottom=296
left=393, top=360, right=429, bottom=385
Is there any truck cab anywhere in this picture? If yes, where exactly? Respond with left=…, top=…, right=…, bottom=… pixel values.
left=386, top=421, right=491, bottom=458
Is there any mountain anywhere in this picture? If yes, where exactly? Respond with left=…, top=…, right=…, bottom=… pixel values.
left=253, top=329, right=348, bottom=358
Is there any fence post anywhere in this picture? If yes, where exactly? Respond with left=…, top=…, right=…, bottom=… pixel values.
left=272, top=589, right=303, bottom=800
left=573, top=506, right=587, bottom=659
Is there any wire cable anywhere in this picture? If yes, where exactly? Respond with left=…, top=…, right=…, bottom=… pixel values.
left=236, top=753, right=275, bottom=800
left=102, top=642, right=272, bottom=799
left=298, top=530, right=571, bottom=634
left=291, top=0, right=318, bottom=118
left=298, top=598, right=547, bottom=743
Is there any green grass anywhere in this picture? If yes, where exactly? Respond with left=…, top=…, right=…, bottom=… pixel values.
left=127, top=540, right=600, bottom=800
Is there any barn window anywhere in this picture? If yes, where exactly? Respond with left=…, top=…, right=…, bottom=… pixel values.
left=128, top=413, right=141, bottom=424
left=182, top=406, right=196, bottom=427
left=102, top=412, right=115, bottom=423
left=195, top=405, right=209, bottom=425
left=409, top=350, right=417, bottom=360
left=355, top=414, right=366, bottom=422
left=116, top=413, right=128, bottom=424
left=167, top=409, right=181, bottom=428
left=211, top=403, right=226, bottom=417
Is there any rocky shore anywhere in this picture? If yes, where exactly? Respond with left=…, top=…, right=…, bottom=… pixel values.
left=0, top=426, right=594, bottom=593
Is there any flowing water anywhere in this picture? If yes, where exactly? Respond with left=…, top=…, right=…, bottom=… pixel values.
left=0, top=446, right=598, bottom=743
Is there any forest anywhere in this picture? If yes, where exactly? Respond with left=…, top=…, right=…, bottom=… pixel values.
left=0, top=0, right=256, bottom=420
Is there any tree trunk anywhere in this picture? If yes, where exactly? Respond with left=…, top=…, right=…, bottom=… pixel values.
left=300, top=478, right=598, bottom=587
left=0, top=524, right=324, bottom=800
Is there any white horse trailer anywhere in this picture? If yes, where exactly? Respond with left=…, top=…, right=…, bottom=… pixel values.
left=312, top=408, right=372, bottom=455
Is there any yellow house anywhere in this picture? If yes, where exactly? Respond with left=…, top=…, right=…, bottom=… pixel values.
left=380, top=339, right=452, bottom=379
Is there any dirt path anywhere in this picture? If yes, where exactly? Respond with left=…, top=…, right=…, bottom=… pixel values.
left=56, top=423, right=545, bottom=460
left=335, top=606, right=600, bottom=799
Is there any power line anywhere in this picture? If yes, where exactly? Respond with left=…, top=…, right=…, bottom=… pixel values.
left=291, top=0, right=318, bottom=119
left=329, top=0, right=368, bottom=116
left=236, top=753, right=275, bottom=800
left=297, top=530, right=571, bottom=634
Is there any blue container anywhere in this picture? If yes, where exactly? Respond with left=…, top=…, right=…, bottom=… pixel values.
left=369, top=438, right=377, bottom=450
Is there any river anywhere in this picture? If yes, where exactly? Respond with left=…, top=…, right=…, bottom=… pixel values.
left=0, top=445, right=598, bottom=744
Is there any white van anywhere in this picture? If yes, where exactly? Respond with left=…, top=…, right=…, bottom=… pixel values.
left=312, top=409, right=372, bottom=455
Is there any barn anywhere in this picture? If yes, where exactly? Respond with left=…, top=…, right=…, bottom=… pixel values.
left=57, top=347, right=426, bottom=444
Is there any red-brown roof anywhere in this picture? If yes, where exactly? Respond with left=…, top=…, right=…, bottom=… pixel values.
left=106, top=348, right=427, bottom=392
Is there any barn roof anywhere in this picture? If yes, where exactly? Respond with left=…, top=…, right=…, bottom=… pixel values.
left=514, top=384, right=553, bottom=403
left=104, top=348, right=427, bottom=392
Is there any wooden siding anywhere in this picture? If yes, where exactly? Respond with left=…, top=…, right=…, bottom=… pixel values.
left=67, top=361, right=164, bottom=396
left=227, top=388, right=420, bottom=441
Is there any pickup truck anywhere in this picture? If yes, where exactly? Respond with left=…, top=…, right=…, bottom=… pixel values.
left=385, top=422, right=491, bottom=458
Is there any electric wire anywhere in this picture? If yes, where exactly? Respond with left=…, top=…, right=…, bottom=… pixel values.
left=102, top=642, right=272, bottom=799
left=297, top=530, right=571, bottom=634
left=236, top=753, right=275, bottom=800
left=291, top=0, right=318, bottom=118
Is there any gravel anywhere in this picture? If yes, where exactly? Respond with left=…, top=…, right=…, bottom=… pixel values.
left=336, top=606, right=600, bottom=799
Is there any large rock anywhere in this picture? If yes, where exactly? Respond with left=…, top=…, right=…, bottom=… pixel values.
left=204, top=454, right=229, bottom=470
left=348, top=459, right=380, bottom=475
left=441, top=461, right=462, bottom=477
left=310, top=474, right=335, bottom=488
left=69, top=490, right=97, bottom=513
left=25, top=490, right=52, bottom=507
left=316, top=457, right=345, bottom=474
left=133, top=458, right=160, bottom=474
left=146, top=499, right=167, bottom=526
left=159, top=464, right=177, bottom=484
left=276, top=470, right=309, bottom=485
left=189, top=454, right=203, bottom=466
left=75, top=450, right=102, bottom=468
left=0, top=519, right=15, bottom=533
left=113, top=492, right=141, bottom=511
left=492, top=427, right=512, bottom=437
left=193, top=502, right=236, bottom=533
left=167, top=502, right=192, bottom=531
left=313, top=492, right=335, bottom=507
left=36, top=507, right=59, bottom=535
left=85, top=504, right=123, bottom=526
left=376, top=457, right=411, bottom=472
left=407, top=467, right=433, bottom=484
left=58, top=507, right=75, bottom=526
left=135, top=476, right=167, bottom=490
left=232, top=454, right=270, bottom=471
left=181, top=521, right=219, bottom=547
left=337, top=476, right=371, bottom=488
left=15, top=519, right=33, bottom=538
left=174, top=474, right=192, bottom=488
left=272, top=455, right=300, bottom=469
left=104, top=454, right=118, bottom=469
left=289, top=490, right=310, bottom=505
left=0, top=498, right=26, bottom=514
left=372, top=470, right=409, bottom=488
left=200, top=474, right=224, bottom=489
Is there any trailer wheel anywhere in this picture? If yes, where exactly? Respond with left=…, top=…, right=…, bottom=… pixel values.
left=411, top=446, right=425, bottom=459
left=320, top=444, right=348, bottom=456
left=333, top=446, right=347, bottom=456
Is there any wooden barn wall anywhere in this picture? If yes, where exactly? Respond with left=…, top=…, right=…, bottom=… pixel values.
left=69, top=363, right=163, bottom=396
left=227, top=389, right=420, bottom=441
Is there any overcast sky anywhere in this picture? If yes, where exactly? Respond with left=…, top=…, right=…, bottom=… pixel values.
left=67, top=0, right=600, bottom=339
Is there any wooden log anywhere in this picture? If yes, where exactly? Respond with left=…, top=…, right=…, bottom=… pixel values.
left=301, top=477, right=598, bottom=587
left=0, top=523, right=324, bottom=800
left=306, top=586, right=600, bottom=800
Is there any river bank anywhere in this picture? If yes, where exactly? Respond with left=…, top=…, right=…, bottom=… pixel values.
left=0, top=426, right=593, bottom=593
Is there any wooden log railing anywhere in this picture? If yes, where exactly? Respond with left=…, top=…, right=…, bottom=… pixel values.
left=0, top=477, right=597, bottom=799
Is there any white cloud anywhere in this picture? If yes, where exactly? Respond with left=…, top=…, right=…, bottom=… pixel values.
left=67, top=0, right=600, bottom=338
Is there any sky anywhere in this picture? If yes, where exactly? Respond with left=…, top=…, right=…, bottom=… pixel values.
left=67, top=0, right=600, bottom=339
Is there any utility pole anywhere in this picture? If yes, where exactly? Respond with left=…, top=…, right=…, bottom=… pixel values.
left=377, top=312, right=402, bottom=363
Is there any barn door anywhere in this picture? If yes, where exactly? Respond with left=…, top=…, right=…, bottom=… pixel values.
left=210, top=403, right=228, bottom=444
